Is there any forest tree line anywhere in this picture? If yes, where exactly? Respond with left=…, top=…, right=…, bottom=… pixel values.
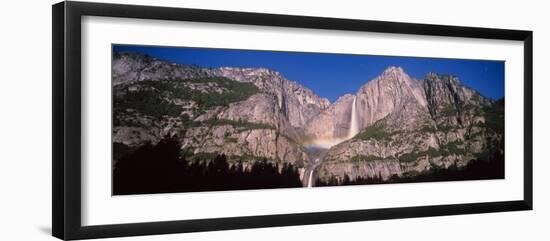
left=113, top=136, right=303, bottom=195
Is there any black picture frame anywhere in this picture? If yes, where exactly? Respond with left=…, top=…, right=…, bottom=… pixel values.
left=52, top=1, right=533, bottom=240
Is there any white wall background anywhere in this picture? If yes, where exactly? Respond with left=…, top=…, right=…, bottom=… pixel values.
left=0, top=0, right=547, bottom=240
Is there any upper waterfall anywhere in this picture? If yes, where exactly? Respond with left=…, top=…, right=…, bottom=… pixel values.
left=347, top=96, right=359, bottom=139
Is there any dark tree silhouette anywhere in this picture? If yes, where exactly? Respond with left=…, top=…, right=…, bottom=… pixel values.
left=113, top=137, right=303, bottom=195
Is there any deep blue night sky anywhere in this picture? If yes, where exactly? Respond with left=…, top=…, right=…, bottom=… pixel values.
left=113, top=45, right=504, bottom=102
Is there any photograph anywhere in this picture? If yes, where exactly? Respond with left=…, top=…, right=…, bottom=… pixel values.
left=0, top=0, right=540, bottom=240
left=111, top=44, right=505, bottom=195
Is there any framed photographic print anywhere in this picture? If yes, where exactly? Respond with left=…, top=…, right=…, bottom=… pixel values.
left=52, top=1, right=533, bottom=240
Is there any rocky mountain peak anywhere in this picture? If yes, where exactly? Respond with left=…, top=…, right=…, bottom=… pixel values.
left=423, top=72, right=491, bottom=113
left=305, top=67, right=428, bottom=142
left=375, top=66, right=410, bottom=83
left=357, top=66, right=428, bottom=119
left=358, top=66, right=416, bottom=94
left=382, top=65, right=406, bottom=76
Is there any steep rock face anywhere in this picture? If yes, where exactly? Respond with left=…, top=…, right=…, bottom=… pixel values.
left=304, top=94, right=356, bottom=140
left=112, top=52, right=328, bottom=170
left=423, top=73, right=492, bottom=128
left=355, top=66, right=428, bottom=129
left=305, top=67, right=429, bottom=141
left=316, top=69, right=503, bottom=183
left=213, top=67, right=330, bottom=129
left=214, top=93, right=299, bottom=139
left=182, top=125, right=307, bottom=166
